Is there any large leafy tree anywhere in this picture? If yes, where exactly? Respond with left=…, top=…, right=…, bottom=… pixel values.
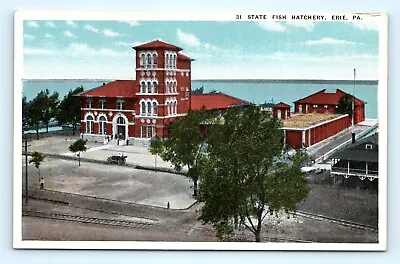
left=69, top=139, right=88, bottom=166
left=149, top=108, right=215, bottom=196
left=335, top=94, right=353, bottom=118
left=57, top=86, right=84, bottom=135
left=198, top=105, right=309, bottom=242
left=27, top=91, right=48, bottom=140
left=29, top=151, right=44, bottom=183
left=42, top=89, right=60, bottom=133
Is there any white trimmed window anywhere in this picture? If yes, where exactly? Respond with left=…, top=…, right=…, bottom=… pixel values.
left=117, top=100, right=124, bottom=110
left=141, top=126, right=156, bottom=138
left=141, top=82, right=146, bottom=93
left=147, top=81, right=152, bottom=93
left=153, top=54, right=157, bottom=65
left=147, top=102, right=151, bottom=115
left=152, top=102, right=158, bottom=116
left=86, top=115, right=94, bottom=134
left=147, top=54, right=151, bottom=65
left=153, top=82, right=158, bottom=93
left=99, top=116, right=106, bottom=135
left=140, top=54, right=145, bottom=66
left=100, top=99, right=106, bottom=109
left=86, top=99, right=92, bottom=109
left=141, top=101, right=146, bottom=116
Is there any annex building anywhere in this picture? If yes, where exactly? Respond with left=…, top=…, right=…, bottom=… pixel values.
left=79, top=40, right=249, bottom=144
left=272, top=89, right=365, bottom=149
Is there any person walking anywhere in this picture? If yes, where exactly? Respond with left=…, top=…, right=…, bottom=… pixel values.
left=39, top=176, right=44, bottom=190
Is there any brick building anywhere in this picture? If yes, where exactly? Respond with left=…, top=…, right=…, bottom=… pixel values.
left=80, top=40, right=249, bottom=144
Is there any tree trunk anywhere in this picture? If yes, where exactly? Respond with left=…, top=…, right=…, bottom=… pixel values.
left=78, top=153, right=81, bottom=166
left=36, top=123, right=39, bottom=140
left=72, top=124, right=76, bottom=135
left=46, top=123, right=49, bottom=133
left=193, top=179, right=198, bottom=196
left=255, top=231, right=261, bottom=242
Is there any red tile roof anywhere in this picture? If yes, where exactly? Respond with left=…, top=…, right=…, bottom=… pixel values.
left=178, top=52, right=194, bottom=61
left=274, top=102, right=291, bottom=108
left=81, top=80, right=136, bottom=98
left=294, top=89, right=364, bottom=106
left=133, top=39, right=182, bottom=51
left=191, top=93, right=251, bottom=111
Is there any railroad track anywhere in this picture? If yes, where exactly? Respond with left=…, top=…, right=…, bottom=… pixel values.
left=23, top=209, right=158, bottom=229
left=294, top=210, right=378, bottom=232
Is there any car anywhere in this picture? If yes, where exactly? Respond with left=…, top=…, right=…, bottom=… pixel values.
left=315, top=168, right=324, bottom=174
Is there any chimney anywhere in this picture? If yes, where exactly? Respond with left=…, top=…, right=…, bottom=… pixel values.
left=351, top=132, right=356, bottom=144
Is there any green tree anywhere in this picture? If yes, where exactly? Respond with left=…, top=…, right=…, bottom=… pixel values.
left=192, top=86, right=204, bottom=95
left=57, top=86, right=84, bottom=135
left=149, top=108, right=215, bottom=196
left=42, top=89, right=60, bottom=133
left=335, top=94, right=353, bottom=118
left=69, top=139, right=88, bottom=166
left=29, top=151, right=44, bottom=183
left=198, top=105, right=309, bottom=242
left=27, top=91, right=48, bottom=140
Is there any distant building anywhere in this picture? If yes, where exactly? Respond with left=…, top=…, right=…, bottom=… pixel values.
left=330, top=133, right=378, bottom=182
left=272, top=102, right=291, bottom=120
left=293, top=89, right=365, bottom=124
left=259, top=102, right=275, bottom=112
left=80, top=40, right=249, bottom=144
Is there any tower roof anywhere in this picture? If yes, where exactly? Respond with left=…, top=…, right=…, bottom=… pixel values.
left=133, top=39, right=183, bottom=51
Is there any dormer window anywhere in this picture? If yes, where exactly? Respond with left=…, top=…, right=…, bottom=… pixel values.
left=365, top=144, right=373, bottom=150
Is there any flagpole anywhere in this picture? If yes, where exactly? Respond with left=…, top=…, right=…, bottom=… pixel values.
left=352, top=68, right=356, bottom=126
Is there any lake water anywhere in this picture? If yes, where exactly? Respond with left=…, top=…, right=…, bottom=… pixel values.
left=22, top=79, right=378, bottom=119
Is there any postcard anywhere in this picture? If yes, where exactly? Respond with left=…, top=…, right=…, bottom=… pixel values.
left=14, top=11, right=387, bottom=250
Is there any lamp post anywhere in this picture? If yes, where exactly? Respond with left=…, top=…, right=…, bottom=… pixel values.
left=23, top=124, right=29, bottom=205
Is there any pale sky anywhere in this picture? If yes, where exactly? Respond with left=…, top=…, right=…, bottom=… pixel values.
left=23, top=18, right=381, bottom=80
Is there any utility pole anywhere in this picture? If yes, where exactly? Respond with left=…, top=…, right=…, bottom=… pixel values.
left=24, top=133, right=28, bottom=205
left=352, top=68, right=356, bottom=126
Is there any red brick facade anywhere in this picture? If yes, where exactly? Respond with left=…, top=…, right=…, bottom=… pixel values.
left=293, top=89, right=365, bottom=124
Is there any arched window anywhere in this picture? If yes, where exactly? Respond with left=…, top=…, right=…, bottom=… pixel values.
left=140, top=54, right=145, bottom=66
left=165, top=54, right=169, bottom=67
left=147, top=54, right=152, bottom=65
left=169, top=54, right=173, bottom=67
left=169, top=102, right=173, bottom=116
left=99, top=116, right=106, bottom=135
left=141, top=101, right=146, bottom=115
left=153, top=81, right=158, bottom=93
left=167, top=102, right=170, bottom=115
left=86, top=115, right=94, bottom=134
left=152, top=53, right=157, bottom=65
left=147, top=81, right=152, bottom=93
left=147, top=102, right=152, bottom=115
left=152, top=102, right=157, bottom=116
left=141, top=82, right=146, bottom=93
left=173, top=54, right=176, bottom=68
left=174, top=101, right=177, bottom=114
left=173, top=82, right=177, bottom=93
left=117, top=116, right=125, bottom=124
